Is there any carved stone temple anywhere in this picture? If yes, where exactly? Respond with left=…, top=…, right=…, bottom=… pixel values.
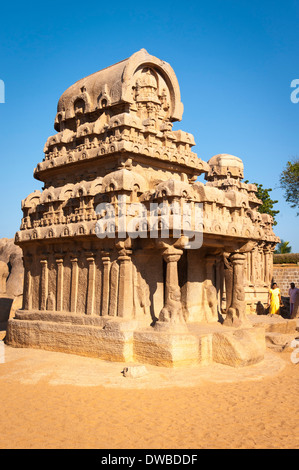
left=6, top=49, right=280, bottom=367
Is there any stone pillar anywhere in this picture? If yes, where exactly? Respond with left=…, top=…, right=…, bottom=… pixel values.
left=40, top=258, right=48, bottom=311
left=109, top=260, right=119, bottom=317
left=203, top=253, right=219, bottom=322
left=159, top=248, right=184, bottom=323
left=264, top=246, right=272, bottom=286
left=55, top=255, right=64, bottom=311
left=247, top=252, right=252, bottom=286
left=205, top=255, right=215, bottom=285
left=216, top=256, right=224, bottom=313
left=101, top=251, right=110, bottom=317
left=268, top=247, right=274, bottom=285
left=22, top=255, right=32, bottom=310
left=117, top=251, right=133, bottom=319
left=223, top=253, right=233, bottom=312
left=250, top=249, right=255, bottom=286
left=86, top=252, right=95, bottom=315
left=224, top=252, right=249, bottom=327
left=164, top=252, right=181, bottom=302
left=258, top=244, right=264, bottom=286
left=70, top=255, right=79, bottom=313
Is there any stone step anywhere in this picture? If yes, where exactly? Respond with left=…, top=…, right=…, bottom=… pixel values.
left=265, top=331, right=299, bottom=352
left=248, top=314, right=297, bottom=334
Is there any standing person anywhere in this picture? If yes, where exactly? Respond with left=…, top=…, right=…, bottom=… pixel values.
left=268, top=282, right=282, bottom=316
left=289, top=283, right=299, bottom=318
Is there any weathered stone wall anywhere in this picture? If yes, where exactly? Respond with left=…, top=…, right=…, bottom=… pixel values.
left=0, top=238, right=23, bottom=333
left=272, top=264, right=299, bottom=296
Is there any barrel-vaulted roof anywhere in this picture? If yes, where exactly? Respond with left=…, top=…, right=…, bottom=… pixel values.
left=55, top=49, right=184, bottom=129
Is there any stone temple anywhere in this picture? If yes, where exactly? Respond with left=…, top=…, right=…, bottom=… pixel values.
left=6, top=49, right=280, bottom=367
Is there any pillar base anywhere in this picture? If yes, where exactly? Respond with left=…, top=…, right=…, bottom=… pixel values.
left=223, top=310, right=252, bottom=328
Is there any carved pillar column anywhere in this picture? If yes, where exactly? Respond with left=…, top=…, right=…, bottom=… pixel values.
left=22, top=255, right=32, bottom=310
left=247, top=252, right=253, bottom=286
left=70, top=255, right=79, bottom=313
left=215, top=255, right=224, bottom=313
left=101, top=251, right=110, bottom=317
left=117, top=250, right=133, bottom=319
left=264, top=246, right=272, bottom=287
left=86, top=252, right=95, bottom=315
left=246, top=252, right=251, bottom=285
left=268, top=246, right=274, bottom=285
left=159, top=248, right=184, bottom=323
left=55, top=255, right=64, bottom=312
left=40, top=257, right=48, bottom=311
left=109, top=261, right=119, bottom=317
left=223, top=253, right=233, bottom=312
left=205, top=255, right=216, bottom=285
left=203, top=253, right=220, bottom=321
left=258, top=244, right=264, bottom=286
left=224, top=252, right=249, bottom=327
left=164, top=252, right=181, bottom=301
left=250, top=249, right=255, bottom=286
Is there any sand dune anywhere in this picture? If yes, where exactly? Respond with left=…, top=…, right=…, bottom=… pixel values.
left=0, top=343, right=298, bottom=449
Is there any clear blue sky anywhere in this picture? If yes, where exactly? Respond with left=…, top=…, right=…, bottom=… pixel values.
left=0, top=0, right=298, bottom=250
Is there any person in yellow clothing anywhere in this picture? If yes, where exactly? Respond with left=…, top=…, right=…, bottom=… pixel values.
left=268, top=282, right=282, bottom=315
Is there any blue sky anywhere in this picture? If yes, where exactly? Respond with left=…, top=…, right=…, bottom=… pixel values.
left=0, top=0, right=298, bottom=250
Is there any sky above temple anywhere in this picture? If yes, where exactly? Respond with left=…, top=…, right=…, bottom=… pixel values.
left=0, top=0, right=298, bottom=251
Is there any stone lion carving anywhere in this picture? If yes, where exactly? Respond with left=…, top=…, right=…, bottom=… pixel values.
left=159, top=286, right=185, bottom=323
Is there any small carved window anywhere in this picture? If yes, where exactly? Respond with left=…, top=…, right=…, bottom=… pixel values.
left=74, top=98, right=85, bottom=114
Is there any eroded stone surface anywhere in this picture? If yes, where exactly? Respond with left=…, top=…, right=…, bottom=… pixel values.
left=212, top=328, right=266, bottom=367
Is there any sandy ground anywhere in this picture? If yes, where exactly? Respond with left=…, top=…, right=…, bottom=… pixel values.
left=0, top=340, right=298, bottom=450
